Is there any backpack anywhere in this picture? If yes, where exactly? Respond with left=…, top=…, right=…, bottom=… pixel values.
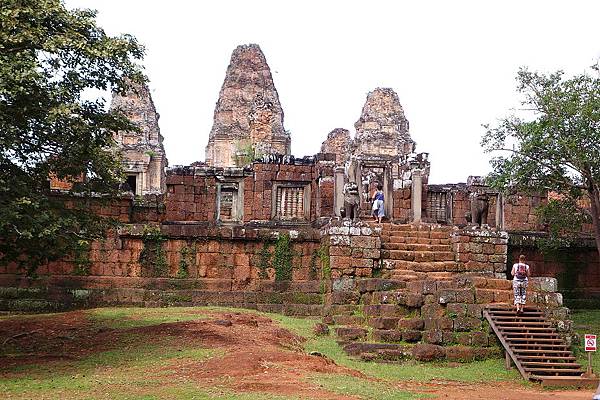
left=515, top=263, right=528, bottom=279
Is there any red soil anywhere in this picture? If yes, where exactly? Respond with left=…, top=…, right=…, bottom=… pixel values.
left=0, top=310, right=595, bottom=399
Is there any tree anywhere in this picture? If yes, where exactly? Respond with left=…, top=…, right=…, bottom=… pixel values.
left=482, top=65, right=600, bottom=256
left=0, top=0, right=145, bottom=274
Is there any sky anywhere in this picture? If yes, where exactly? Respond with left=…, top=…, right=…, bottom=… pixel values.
left=65, top=0, right=600, bottom=184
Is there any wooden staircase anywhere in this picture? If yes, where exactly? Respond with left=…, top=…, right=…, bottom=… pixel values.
left=484, top=304, right=596, bottom=387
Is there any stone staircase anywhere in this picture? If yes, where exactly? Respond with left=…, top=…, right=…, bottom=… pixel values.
left=379, top=223, right=462, bottom=281
left=323, top=219, right=572, bottom=365
left=323, top=275, right=516, bottom=362
left=324, top=275, right=571, bottom=363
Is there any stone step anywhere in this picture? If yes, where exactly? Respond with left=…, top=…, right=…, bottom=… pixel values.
left=381, top=223, right=453, bottom=232
left=367, top=316, right=400, bottom=330
left=384, top=270, right=423, bottom=281
left=335, top=326, right=368, bottom=341
left=384, top=269, right=455, bottom=282
left=344, top=341, right=498, bottom=363
left=372, top=329, right=423, bottom=343
left=382, top=243, right=452, bottom=252
left=385, top=236, right=451, bottom=245
left=333, top=315, right=365, bottom=326
left=342, top=341, right=411, bottom=359
left=384, top=250, right=455, bottom=262
left=383, top=228, right=452, bottom=237
left=384, top=260, right=463, bottom=272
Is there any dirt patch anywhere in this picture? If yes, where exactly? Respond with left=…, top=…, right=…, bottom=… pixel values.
left=160, top=312, right=361, bottom=399
left=0, top=310, right=595, bottom=399
left=0, top=310, right=100, bottom=368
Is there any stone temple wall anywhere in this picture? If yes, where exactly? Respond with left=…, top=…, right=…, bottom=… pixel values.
left=508, top=237, right=600, bottom=308
left=0, top=223, right=325, bottom=314
left=165, top=161, right=320, bottom=223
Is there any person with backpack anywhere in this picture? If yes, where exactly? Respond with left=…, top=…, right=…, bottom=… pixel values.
left=511, top=254, right=531, bottom=314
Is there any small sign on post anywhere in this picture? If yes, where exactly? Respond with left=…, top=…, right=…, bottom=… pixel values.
left=586, top=334, right=597, bottom=352
left=585, top=334, right=597, bottom=378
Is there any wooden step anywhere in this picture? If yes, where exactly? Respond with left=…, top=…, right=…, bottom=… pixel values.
left=511, top=344, right=569, bottom=349
left=499, top=326, right=556, bottom=332
left=483, top=306, right=582, bottom=384
left=488, top=306, right=540, bottom=312
left=521, top=362, right=582, bottom=368
left=489, top=311, right=543, bottom=316
left=524, top=367, right=583, bottom=374
left=507, top=341, right=564, bottom=346
left=514, top=349, right=572, bottom=354
left=503, top=332, right=560, bottom=337
left=517, top=355, right=576, bottom=361
left=495, top=321, right=552, bottom=327
left=492, top=316, right=547, bottom=322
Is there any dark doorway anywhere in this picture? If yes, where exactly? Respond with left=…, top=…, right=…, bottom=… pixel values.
left=126, top=175, right=137, bottom=194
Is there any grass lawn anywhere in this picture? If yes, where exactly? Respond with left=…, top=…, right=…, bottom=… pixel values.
left=572, top=309, right=600, bottom=373
left=1, top=306, right=575, bottom=400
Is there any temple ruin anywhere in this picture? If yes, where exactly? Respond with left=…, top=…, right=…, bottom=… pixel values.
left=110, top=82, right=167, bottom=195
left=5, top=43, right=599, bottom=384
left=205, top=44, right=291, bottom=167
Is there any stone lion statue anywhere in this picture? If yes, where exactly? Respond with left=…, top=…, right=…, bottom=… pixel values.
left=466, top=192, right=489, bottom=227
left=342, top=182, right=361, bottom=221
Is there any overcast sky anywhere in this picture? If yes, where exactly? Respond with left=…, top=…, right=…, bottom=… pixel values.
left=66, top=0, right=600, bottom=183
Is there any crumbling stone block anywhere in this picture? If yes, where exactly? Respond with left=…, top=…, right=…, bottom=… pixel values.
left=412, top=343, right=445, bottom=361
left=401, top=330, right=422, bottom=342
left=397, top=318, right=425, bottom=330
left=437, top=289, right=457, bottom=304
left=530, top=277, right=558, bottom=293
left=331, top=291, right=361, bottom=305
left=335, top=327, right=367, bottom=340
left=466, top=304, right=484, bottom=319
left=363, top=304, right=406, bottom=317
left=368, top=317, right=399, bottom=330
left=313, top=323, right=330, bottom=336
left=453, top=316, right=482, bottom=332
left=372, top=329, right=403, bottom=343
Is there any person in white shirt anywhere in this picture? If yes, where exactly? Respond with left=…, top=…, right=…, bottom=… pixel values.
left=511, top=254, right=531, bottom=314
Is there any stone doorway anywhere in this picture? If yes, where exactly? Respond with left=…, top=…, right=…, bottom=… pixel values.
left=358, top=161, right=392, bottom=220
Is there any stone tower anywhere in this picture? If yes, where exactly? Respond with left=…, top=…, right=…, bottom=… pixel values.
left=110, top=82, right=167, bottom=195
left=320, top=128, right=352, bottom=163
left=354, top=88, right=415, bottom=158
left=205, top=44, right=291, bottom=167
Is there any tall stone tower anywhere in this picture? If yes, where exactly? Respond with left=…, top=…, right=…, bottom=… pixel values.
left=354, top=88, right=415, bottom=158
left=205, top=44, right=291, bottom=167
left=110, top=82, right=167, bottom=195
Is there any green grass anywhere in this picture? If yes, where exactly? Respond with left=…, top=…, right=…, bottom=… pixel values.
left=0, top=306, right=531, bottom=400
left=270, top=313, right=520, bottom=383
left=87, top=307, right=209, bottom=329
left=572, top=309, right=600, bottom=372
left=0, top=339, right=216, bottom=394
left=311, top=373, right=429, bottom=399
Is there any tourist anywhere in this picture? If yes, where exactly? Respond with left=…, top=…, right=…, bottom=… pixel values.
left=511, top=254, right=530, bottom=314
left=371, top=183, right=385, bottom=224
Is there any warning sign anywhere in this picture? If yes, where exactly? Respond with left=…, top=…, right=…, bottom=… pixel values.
left=585, top=334, right=596, bottom=352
